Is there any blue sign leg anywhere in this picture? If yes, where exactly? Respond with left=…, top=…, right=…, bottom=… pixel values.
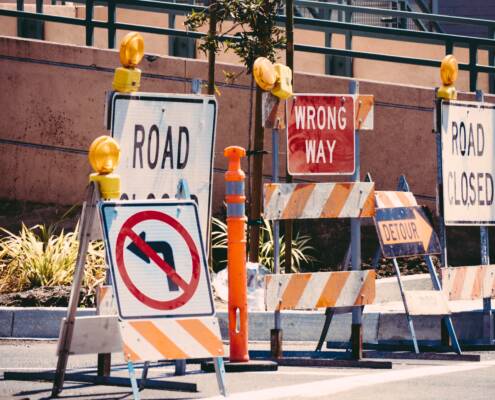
left=392, top=259, right=419, bottom=353
left=213, top=356, right=227, bottom=397
left=424, top=255, right=462, bottom=354
left=127, top=360, right=140, bottom=400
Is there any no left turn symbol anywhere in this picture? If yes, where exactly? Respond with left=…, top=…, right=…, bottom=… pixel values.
left=115, top=210, right=201, bottom=310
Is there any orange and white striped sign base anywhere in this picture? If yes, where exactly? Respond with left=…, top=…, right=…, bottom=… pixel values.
left=95, top=285, right=225, bottom=362
left=441, top=265, right=495, bottom=300
left=121, top=317, right=224, bottom=362
left=264, top=182, right=375, bottom=220
left=265, top=270, right=375, bottom=311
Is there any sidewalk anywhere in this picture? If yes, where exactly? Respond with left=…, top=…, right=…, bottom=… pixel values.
left=0, top=275, right=491, bottom=344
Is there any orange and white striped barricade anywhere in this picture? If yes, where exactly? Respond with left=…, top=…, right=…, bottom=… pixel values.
left=441, top=265, right=495, bottom=344
left=441, top=265, right=495, bottom=301
left=264, top=270, right=376, bottom=311
left=264, top=182, right=382, bottom=366
left=368, top=175, right=462, bottom=356
left=263, top=182, right=375, bottom=220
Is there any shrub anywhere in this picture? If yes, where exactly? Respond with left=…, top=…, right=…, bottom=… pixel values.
left=0, top=224, right=105, bottom=302
left=211, top=217, right=317, bottom=272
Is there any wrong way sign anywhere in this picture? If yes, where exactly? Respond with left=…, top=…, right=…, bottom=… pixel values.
left=109, top=92, right=217, bottom=243
left=287, top=94, right=355, bottom=175
left=99, top=201, right=214, bottom=320
left=441, top=100, right=495, bottom=225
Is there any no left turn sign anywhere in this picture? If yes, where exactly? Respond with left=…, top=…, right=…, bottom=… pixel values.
left=99, top=201, right=214, bottom=320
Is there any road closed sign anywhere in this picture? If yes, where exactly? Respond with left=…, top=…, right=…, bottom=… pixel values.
left=287, top=94, right=355, bottom=175
left=441, top=101, right=495, bottom=225
left=99, top=201, right=214, bottom=320
left=109, top=93, right=217, bottom=242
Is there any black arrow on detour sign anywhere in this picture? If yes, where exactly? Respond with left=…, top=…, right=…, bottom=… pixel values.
left=127, top=232, right=179, bottom=292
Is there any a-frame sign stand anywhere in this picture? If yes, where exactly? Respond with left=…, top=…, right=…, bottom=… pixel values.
left=321, top=174, right=470, bottom=360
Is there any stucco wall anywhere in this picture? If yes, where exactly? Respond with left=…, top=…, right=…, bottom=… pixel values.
left=0, top=34, right=465, bottom=211
left=2, top=35, right=494, bottom=265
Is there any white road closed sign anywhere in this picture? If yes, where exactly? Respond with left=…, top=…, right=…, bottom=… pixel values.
left=110, top=92, right=217, bottom=243
left=99, top=201, right=215, bottom=320
left=441, top=100, right=495, bottom=225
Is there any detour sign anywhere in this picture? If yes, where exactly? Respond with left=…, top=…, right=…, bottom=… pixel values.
left=374, top=206, right=441, bottom=258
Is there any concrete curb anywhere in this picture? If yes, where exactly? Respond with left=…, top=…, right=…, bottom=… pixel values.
left=0, top=306, right=490, bottom=344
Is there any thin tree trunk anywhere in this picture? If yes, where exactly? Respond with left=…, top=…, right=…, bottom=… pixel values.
left=248, top=86, right=264, bottom=262
left=207, top=2, right=217, bottom=95
left=284, top=0, right=294, bottom=272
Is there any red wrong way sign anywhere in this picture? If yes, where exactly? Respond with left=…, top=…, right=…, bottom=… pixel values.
left=99, top=201, right=214, bottom=320
left=287, top=95, right=355, bottom=175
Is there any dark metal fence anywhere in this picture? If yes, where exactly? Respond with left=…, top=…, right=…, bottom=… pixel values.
left=1, top=0, right=494, bottom=91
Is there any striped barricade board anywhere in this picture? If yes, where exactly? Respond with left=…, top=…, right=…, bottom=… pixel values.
left=403, top=290, right=451, bottom=316
left=375, top=191, right=418, bottom=209
left=441, top=265, right=495, bottom=300
left=121, top=317, right=224, bottom=362
left=264, top=270, right=375, bottom=311
left=355, top=94, right=374, bottom=130
left=263, top=182, right=375, bottom=220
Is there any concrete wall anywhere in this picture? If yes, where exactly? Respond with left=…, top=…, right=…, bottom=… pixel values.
left=0, top=34, right=448, bottom=209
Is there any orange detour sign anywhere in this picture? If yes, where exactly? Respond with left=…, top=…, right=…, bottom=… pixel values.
left=374, top=206, right=441, bottom=258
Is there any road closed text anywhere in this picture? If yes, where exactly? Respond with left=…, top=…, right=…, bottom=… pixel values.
left=441, top=102, right=495, bottom=224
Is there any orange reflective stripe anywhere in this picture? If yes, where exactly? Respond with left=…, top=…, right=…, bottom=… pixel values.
left=178, top=319, right=224, bottom=356
left=130, top=321, right=188, bottom=360
left=472, top=267, right=484, bottom=299
left=376, top=192, right=394, bottom=208
left=320, top=183, right=351, bottom=218
left=395, top=191, right=414, bottom=207
left=354, top=270, right=376, bottom=305
left=359, top=189, right=375, bottom=217
left=451, top=268, right=466, bottom=300
left=281, top=184, right=315, bottom=219
left=264, top=184, right=277, bottom=207
left=316, top=272, right=349, bottom=307
left=122, top=342, right=141, bottom=362
left=280, top=274, right=311, bottom=309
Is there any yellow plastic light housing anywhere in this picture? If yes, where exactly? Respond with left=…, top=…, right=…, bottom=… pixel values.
left=120, top=32, right=144, bottom=68
left=112, top=66, right=142, bottom=93
left=253, top=57, right=277, bottom=91
left=88, top=136, right=121, bottom=174
left=438, top=54, right=458, bottom=100
left=271, top=63, right=293, bottom=100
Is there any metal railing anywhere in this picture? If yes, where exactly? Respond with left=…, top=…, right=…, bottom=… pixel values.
left=1, top=0, right=494, bottom=91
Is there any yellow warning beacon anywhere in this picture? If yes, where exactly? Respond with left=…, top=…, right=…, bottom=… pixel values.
left=112, top=32, right=144, bottom=93
left=253, top=57, right=293, bottom=100
left=88, top=136, right=121, bottom=199
left=438, top=54, right=458, bottom=100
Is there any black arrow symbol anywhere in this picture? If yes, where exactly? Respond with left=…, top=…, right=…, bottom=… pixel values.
left=127, top=231, right=179, bottom=292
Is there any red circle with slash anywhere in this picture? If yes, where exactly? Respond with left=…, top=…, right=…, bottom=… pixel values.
left=115, top=210, right=200, bottom=310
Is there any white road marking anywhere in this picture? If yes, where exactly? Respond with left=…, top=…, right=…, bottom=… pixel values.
left=250, top=370, right=361, bottom=377
left=203, top=359, right=495, bottom=400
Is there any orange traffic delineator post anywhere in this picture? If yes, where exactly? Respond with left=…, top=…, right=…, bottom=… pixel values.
left=224, top=146, right=249, bottom=362
left=213, top=146, right=277, bottom=373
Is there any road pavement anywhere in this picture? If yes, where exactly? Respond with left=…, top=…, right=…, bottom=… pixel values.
left=1, top=340, right=494, bottom=399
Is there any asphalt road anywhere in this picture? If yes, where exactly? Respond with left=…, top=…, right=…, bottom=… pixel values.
left=1, top=340, right=495, bottom=399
